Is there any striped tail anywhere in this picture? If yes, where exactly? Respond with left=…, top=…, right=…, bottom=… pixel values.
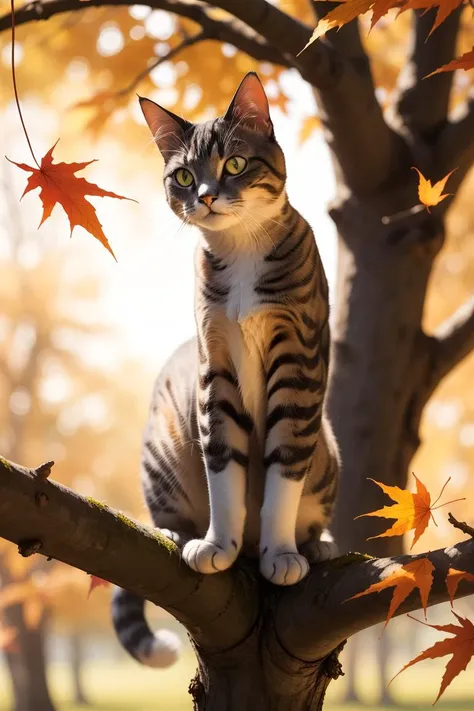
left=112, top=587, right=181, bottom=668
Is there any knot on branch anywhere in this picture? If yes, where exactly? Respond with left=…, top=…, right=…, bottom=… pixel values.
left=34, top=460, right=54, bottom=479
left=188, top=670, right=205, bottom=710
left=322, top=641, right=346, bottom=680
left=448, top=513, right=474, bottom=539
left=18, top=539, right=42, bottom=557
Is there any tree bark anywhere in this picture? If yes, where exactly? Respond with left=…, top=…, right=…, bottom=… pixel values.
left=1, top=562, right=55, bottom=711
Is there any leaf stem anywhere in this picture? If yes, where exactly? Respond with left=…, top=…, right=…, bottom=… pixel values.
left=10, top=0, right=39, bottom=168
left=431, top=477, right=451, bottom=507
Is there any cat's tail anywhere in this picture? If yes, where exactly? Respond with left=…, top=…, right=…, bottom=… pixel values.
left=112, top=587, right=181, bottom=668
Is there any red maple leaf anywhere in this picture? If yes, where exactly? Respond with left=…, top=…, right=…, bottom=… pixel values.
left=8, top=142, right=133, bottom=259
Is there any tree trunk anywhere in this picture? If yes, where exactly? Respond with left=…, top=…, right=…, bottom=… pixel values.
left=70, top=632, right=88, bottom=706
left=329, top=199, right=443, bottom=556
left=188, top=625, right=345, bottom=711
left=2, top=610, right=55, bottom=711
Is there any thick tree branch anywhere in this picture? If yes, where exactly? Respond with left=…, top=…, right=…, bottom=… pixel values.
left=277, top=540, right=474, bottom=661
left=0, top=457, right=259, bottom=654
left=394, top=7, right=462, bottom=138
left=428, top=295, right=474, bottom=390
left=2, top=456, right=473, bottom=669
left=308, top=2, right=397, bottom=193
left=0, top=0, right=291, bottom=68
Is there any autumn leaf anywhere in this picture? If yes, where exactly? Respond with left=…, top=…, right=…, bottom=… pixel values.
left=413, top=167, right=456, bottom=212
left=392, top=612, right=474, bottom=703
left=427, top=47, right=474, bottom=77
left=399, top=0, right=464, bottom=38
left=349, top=558, right=434, bottom=629
left=299, top=0, right=401, bottom=50
left=446, top=568, right=474, bottom=607
left=300, top=0, right=372, bottom=50
left=356, top=475, right=464, bottom=548
left=88, top=575, right=110, bottom=598
left=7, top=141, right=134, bottom=259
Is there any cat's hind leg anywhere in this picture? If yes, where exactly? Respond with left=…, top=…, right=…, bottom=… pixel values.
left=299, top=528, right=339, bottom=564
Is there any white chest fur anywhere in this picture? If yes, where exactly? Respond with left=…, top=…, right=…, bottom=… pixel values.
left=225, top=254, right=262, bottom=322
left=223, top=254, right=268, bottom=442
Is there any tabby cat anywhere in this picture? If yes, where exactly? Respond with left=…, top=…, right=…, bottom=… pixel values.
left=112, top=73, right=339, bottom=667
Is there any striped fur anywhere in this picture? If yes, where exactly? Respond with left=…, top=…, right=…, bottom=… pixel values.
left=112, top=73, right=339, bottom=666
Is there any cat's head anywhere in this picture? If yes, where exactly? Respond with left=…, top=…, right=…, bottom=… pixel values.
left=139, top=73, right=286, bottom=234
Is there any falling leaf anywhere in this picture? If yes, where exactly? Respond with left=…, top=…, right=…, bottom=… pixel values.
left=427, top=47, right=474, bottom=77
left=446, top=568, right=474, bottom=607
left=413, top=168, right=456, bottom=212
left=349, top=558, right=434, bottom=629
left=356, top=475, right=464, bottom=548
left=88, top=575, right=110, bottom=598
left=392, top=612, right=474, bottom=703
left=7, top=141, right=135, bottom=259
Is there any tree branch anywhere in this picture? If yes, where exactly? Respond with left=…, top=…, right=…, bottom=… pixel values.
left=0, top=457, right=259, bottom=654
left=393, top=7, right=463, bottom=138
left=428, top=295, right=474, bottom=390
left=0, top=0, right=399, bottom=193
left=0, top=0, right=291, bottom=68
left=307, top=3, right=398, bottom=193
left=2, top=456, right=473, bottom=669
left=276, top=541, right=474, bottom=661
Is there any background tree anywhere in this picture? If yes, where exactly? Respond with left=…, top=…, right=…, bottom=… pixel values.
left=0, top=172, right=152, bottom=711
left=0, top=0, right=473, bottom=709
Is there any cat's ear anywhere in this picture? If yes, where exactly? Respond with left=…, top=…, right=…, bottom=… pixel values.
left=224, top=72, right=274, bottom=138
left=139, top=96, right=191, bottom=157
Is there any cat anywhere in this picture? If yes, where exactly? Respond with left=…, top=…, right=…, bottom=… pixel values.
left=112, top=72, right=339, bottom=667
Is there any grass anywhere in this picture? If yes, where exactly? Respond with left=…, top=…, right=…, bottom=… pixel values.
left=0, top=651, right=473, bottom=710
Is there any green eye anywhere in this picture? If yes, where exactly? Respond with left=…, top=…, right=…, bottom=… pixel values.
left=224, top=156, right=247, bottom=176
left=175, top=168, right=194, bottom=187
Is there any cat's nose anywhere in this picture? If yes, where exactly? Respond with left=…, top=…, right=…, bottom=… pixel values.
left=198, top=186, right=218, bottom=209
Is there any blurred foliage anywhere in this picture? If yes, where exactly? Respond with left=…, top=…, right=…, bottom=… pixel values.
left=0, top=174, right=155, bottom=645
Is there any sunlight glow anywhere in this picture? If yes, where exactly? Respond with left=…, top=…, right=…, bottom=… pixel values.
left=97, top=24, right=125, bottom=57
left=145, top=10, right=175, bottom=40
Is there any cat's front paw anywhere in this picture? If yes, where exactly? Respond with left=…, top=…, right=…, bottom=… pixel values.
left=260, top=548, right=309, bottom=586
left=182, top=539, right=237, bottom=574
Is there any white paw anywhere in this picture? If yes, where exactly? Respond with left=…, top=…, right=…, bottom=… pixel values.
left=182, top=538, right=237, bottom=574
left=302, top=539, right=339, bottom=564
left=260, top=549, right=309, bottom=586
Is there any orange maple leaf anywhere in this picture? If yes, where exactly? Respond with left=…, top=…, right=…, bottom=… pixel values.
left=427, top=47, right=474, bottom=77
left=88, top=575, right=110, bottom=598
left=357, top=475, right=464, bottom=548
left=446, top=568, right=474, bottom=608
left=349, top=558, right=434, bottom=629
left=399, top=0, right=464, bottom=38
left=392, top=612, right=474, bottom=703
left=413, top=167, right=456, bottom=212
left=7, top=141, right=134, bottom=259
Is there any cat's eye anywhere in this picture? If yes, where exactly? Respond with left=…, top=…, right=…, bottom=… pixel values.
left=174, top=168, right=194, bottom=187
left=224, top=156, right=247, bottom=176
